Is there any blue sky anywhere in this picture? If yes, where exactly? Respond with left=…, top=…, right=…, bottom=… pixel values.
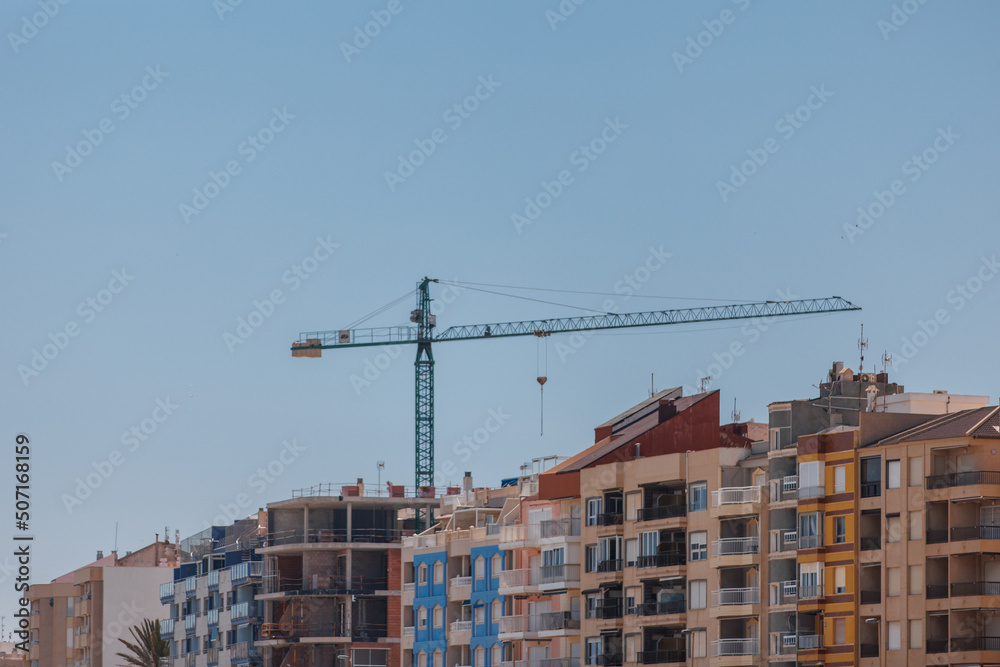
left=2, top=0, right=999, bottom=619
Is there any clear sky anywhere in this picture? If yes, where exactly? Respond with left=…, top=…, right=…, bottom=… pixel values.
left=2, top=0, right=999, bottom=621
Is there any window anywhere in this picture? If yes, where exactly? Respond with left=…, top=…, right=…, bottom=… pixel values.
left=909, top=619, right=923, bottom=649
left=800, top=461, right=825, bottom=491
left=691, top=629, right=707, bottom=658
left=887, top=460, right=901, bottom=489
left=639, top=531, right=659, bottom=556
left=834, top=566, right=846, bottom=594
left=475, top=555, right=486, bottom=579
left=909, top=456, right=922, bottom=486
left=624, top=538, right=637, bottom=567
left=834, top=516, right=846, bottom=544
left=417, top=652, right=426, bottom=667
left=689, top=580, right=707, bottom=609
left=887, top=515, right=901, bottom=543
left=834, top=466, right=846, bottom=493
left=433, top=652, right=442, bottom=667
left=418, top=608, right=427, bottom=629
left=834, top=617, right=846, bottom=645
left=433, top=606, right=442, bottom=628
left=586, top=639, right=602, bottom=666
left=492, top=553, right=502, bottom=577
left=492, top=645, right=501, bottom=666
left=887, top=621, right=901, bottom=650
left=800, top=562, right=823, bottom=598
left=625, top=492, right=639, bottom=522
left=689, top=484, right=707, bottom=512
left=585, top=595, right=598, bottom=619
left=799, top=512, right=822, bottom=548
left=887, top=567, right=900, bottom=597
left=475, top=647, right=485, bottom=667
left=689, top=531, right=707, bottom=561
left=585, top=545, right=598, bottom=573
left=624, top=586, right=640, bottom=615
left=434, top=561, right=444, bottom=584
left=598, top=536, right=622, bottom=568
left=352, top=650, right=389, bottom=667
left=909, top=512, right=922, bottom=540
left=908, top=565, right=922, bottom=595
left=418, top=564, right=428, bottom=584
left=861, top=457, right=881, bottom=497
left=474, top=605, right=484, bottom=627
left=586, top=498, right=602, bottom=526
left=492, top=599, right=501, bottom=625
left=769, top=428, right=780, bottom=450
left=542, top=548, right=564, bottom=566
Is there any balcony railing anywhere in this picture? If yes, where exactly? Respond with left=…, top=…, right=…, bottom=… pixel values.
left=499, top=569, right=531, bottom=590
left=160, top=581, right=175, bottom=601
left=631, top=599, right=685, bottom=616
left=711, top=486, right=760, bottom=506
left=798, top=635, right=823, bottom=649
left=538, top=564, right=580, bottom=585
left=798, top=485, right=825, bottom=500
left=860, top=589, right=881, bottom=605
left=637, top=650, right=685, bottom=665
left=927, top=584, right=948, bottom=599
left=595, top=654, right=623, bottom=666
left=231, top=601, right=257, bottom=623
left=230, top=560, right=262, bottom=584
left=713, top=536, right=758, bottom=556
left=450, top=620, right=472, bottom=634
left=533, top=611, right=580, bottom=631
left=711, top=638, right=758, bottom=657
left=403, top=626, right=414, bottom=637
left=951, top=581, right=1000, bottom=597
left=950, top=636, right=1000, bottom=651
left=859, top=643, right=879, bottom=658
left=952, top=525, right=1000, bottom=541
left=450, top=575, right=472, bottom=588
left=798, top=584, right=823, bottom=600
left=927, top=529, right=948, bottom=544
left=798, top=534, right=821, bottom=549
left=926, top=471, right=1000, bottom=489
left=230, top=642, right=259, bottom=663
left=403, top=582, right=415, bottom=594
left=924, top=639, right=947, bottom=653
left=184, top=615, right=196, bottom=632
left=860, top=536, right=881, bottom=551
left=596, top=559, right=623, bottom=573
left=712, top=587, right=759, bottom=606
left=770, top=581, right=797, bottom=606
left=595, top=600, right=623, bottom=619
left=540, top=518, right=580, bottom=538
left=159, top=618, right=174, bottom=637
left=185, top=577, right=197, bottom=596
left=636, top=552, right=685, bottom=569
left=207, top=570, right=219, bottom=589
left=206, top=608, right=219, bottom=627
left=205, top=647, right=218, bottom=667
left=861, top=481, right=881, bottom=498
left=596, top=512, right=623, bottom=526
left=637, top=505, right=686, bottom=521
left=266, top=527, right=405, bottom=545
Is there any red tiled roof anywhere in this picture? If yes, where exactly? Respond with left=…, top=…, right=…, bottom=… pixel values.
left=876, top=406, right=1000, bottom=445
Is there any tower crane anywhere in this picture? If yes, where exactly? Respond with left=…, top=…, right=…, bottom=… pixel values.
left=292, top=278, right=860, bottom=528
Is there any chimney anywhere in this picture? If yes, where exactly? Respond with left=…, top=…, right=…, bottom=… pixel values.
left=658, top=398, right=677, bottom=423
left=463, top=471, right=473, bottom=493
left=96, top=550, right=104, bottom=560
left=594, top=424, right=613, bottom=443
left=634, top=443, right=641, bottom=460
left=357, top=477, right=365, bottom=496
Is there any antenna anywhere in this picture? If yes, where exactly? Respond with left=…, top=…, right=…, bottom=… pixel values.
left=650, top=373, right=655, bottom=398
left=699, top=376, right=711, bottom=393
left=114, top=522, right=119, bottom=556
left=732, top=398, right=740, bottom=423
left=377, top=460, right=385, bottom=495
left=858, top=323, right=868, bottom=373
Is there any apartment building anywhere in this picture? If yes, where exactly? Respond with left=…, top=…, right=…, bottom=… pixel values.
left=257, top=481, right=437, bottom=667
left=158, top=516, right=265, bottom=667
left=28, top=542, right=178, bottom=667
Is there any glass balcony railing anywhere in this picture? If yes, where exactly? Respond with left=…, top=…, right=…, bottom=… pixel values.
left=159, top=581, right=175, bottom=601
left=712, top=587, right=759, bottom=606
left=713, top=536, right=759, bottom=556
left=926, top=471, right=1000, bottom=489
left=711, top=639, right=758, bottom=657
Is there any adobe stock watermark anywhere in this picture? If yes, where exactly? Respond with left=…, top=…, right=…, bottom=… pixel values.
left=893, top=255, right=998, bottom=366
left=554, top=245, right=672, bottom=363
left=51, top=66, right=168, bottom=183
left=179, top=106, right=295, bottom=224
left=17, top=267, right=135, bottom=386
left=544, top=0, right=587, bottom=31
left=349, top=281, right=463, bottom=395
left=434, top=407, right=511, bottom=486
left=717, top=85, right=833, bottom=202
left=384, top=76, right=501, bottom=192
left=203, top=439, right=306, bottom=528
left=877, top=0, right=930, bottom=41
left=510, top=116, right=628, bottom=234
left=681, top=287, right=800, bottom=394
left=100, top=600, right=146, bottom=652
left=8, top=0, right=71, bottom=54
left=672, top=0, right=751, bottom=74
left=843, top=126, right=958, bottom=244
left=223, top=236, right=339, bottom=352
left=61, top=397, right=180, bottom=514
left=213, top=0, right=247, bottom=21
left=340, top=0, right=415, bottom=63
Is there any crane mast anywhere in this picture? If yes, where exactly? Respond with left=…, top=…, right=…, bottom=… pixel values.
left=293, top=278, right=861, bottom=530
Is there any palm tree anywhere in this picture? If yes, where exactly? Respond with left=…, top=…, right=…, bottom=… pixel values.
left=116, top=618, right=169, bottom=667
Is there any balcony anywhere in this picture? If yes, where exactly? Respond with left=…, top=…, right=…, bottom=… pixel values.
left=951, top=581, right=1000, bottom=597
left=798, top=484, right=825, bottom=500
left=595, top=654, right=623, bottom=666
left=798, top=584, right=823, bottom=600
left=230, top=642, right=259, bottom=664
left=927, top=529, right=948, bottom=544
left=498, top=569, right=537, bottom=595
left=450, top=620, right=472, bottom=634
left=859, top=536, right=881, bottom=551
left=206, top=608, right=219, bottom=627
left=712, top=587, right=759, bottom=606
left=637, top=650, right=685, bottom=665
left=859, top=590, right=880, bottom=605
left=711, top=638, right=758, bottom=657
left=637, top=505, right=686, bottom=522
left=506, top=611, right=580, bottom=633
left=859, top=643, right=879, bottom=658
left=635, top=552, right=684, bottom=569
left=205, top=647, right=218, bottom=667
left=230, top=560, right=262, bottom=585
left=185, top=577, right=197, bottom=597
left=951, top=636, right=1000, bottom=652
left=798, top=635, right=823, bottom=650
left=631, top=599, right=685, bottom=616
left=596, top=512, right=623, bottom=527
left=538, top=564, right=581, bottom=588
left=712, top=536, right=758, bottom=560
left=207, top=570, right=219, bottom=590
left=925, top=639, right=948, bottom=654
left=184, top=615, right=196, bottom=632
left=769, top=581, right=797, bottom=606
left=159, top=581, right=175, bottom=603
left=266, top=527, right=405, bottom=545
left=952, top=525, right=1000, bottom=541
left=403, top=626, right=414, bottom=637
left=926, top=584, right=948, bottom=599
left=711, top=486, right=760, bottom=517
left=596, top=559, right=623, bottom=573
left=926, top=470, right=1000, bottom=489
left=595, top=600, right=623, bottom=620
left=231, top=601, right=258, bottom=624
left=861, top=482, right=881, bottom=498
left=540, top=518, right=580, bottom=539
left=798, top=534, right=821, bottom=550
left=450, top=575, right=472, bottom=588
left=159, top=618, right=174, bottom=638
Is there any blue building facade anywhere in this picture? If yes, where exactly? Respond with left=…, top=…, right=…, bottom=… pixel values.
left=412, top=550, right=448, bottom=665
left=470, top=544, right=505, bottom=667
